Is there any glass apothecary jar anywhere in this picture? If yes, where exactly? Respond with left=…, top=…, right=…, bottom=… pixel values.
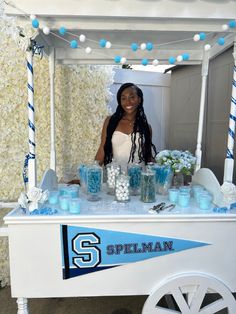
left=87, top=162, right=102, bottom=201
left=155, top=165, right=173, bottom=195
left=115, top=173, right=130, bottom=202
left=77, top=163, right=88, bottom=192
left=127, top=163, right=142, bottom=195
left=106, top=160, right=121, bottom=195
left=140, top=170, right=156, bottom=203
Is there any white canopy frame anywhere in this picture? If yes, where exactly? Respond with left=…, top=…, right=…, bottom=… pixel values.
left=3, top=0, right=236, bottom=193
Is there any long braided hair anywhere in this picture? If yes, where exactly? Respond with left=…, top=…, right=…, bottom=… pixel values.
left=104, top=83, right=157, bottom=165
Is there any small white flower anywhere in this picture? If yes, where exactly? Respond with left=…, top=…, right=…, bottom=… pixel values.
left=27, top=187, right=43, bottom=202
left=221, top=182, right=236, bottom=196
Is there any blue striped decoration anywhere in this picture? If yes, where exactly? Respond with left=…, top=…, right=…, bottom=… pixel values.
left=27, top=83, right=34, bottom=93
left=23, top=152, right=35, bottom=185
left=233, top=79, right=236, bottom=88
left=27, top=61, right=33, bottom=74
left=29, top=139, right=36, bottom=147
left=232, top=96, right=236, bottom=105
left=28, top=102, right=34, bottom=112
left=227, top=148, right=234, bottom=159
left=230, top=113, right=236, bottom=121
left=28, top=119, right=35, bottom=132
left=228, top=127, right=235, bottom=139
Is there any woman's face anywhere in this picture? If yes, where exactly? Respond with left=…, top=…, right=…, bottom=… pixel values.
left=120, top=86, right=140, bottom=115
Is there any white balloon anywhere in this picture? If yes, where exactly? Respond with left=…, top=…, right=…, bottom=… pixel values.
left=30, top=14, right=36, bottom=20
left=43, top=26, right=50, bottom=35
left=105, top=41, right=112, bottom=48
left=193, top=34, right=200, bottom=42
left=120, top=57, right=127, bottom=64
left=152, top=59, right=159, bottom=66
left=85, top=47, right=92, bottom=54
left=204, top=44, right=211, bottom=51
left=79, top=34, right=86, bottom=42
left=140, top=43, right=146, bottom=50
left=177, top=55, right=183, bottom=62
left=222, top=24, right=229, bottom=31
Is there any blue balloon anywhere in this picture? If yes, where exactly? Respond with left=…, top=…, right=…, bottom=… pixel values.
left=229, top=20, right=236, bottom=28
left=70, top=40, right=78, bottom=49
left=146, top=42, right=153, bottom=51
left=32, top=19, right=39, bottom=29
left=217, top=37, right=225, bottom=46
left=182, top=53, right=190, bottom=61
left=141, top=58, right=148, bottom=66
left=131, top=43, right=138, bottom=51
left=169, top=57, right=176, bottom=64
left=59, top=26, right=67, bottom=35
left=114, top=55, right=121, bottom=63
left=99, top=39, right=107, bottom=48
left=199, top=32, right=206, bottom=40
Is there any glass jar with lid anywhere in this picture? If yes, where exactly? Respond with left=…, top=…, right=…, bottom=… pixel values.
left=127, top=163, right=142, bottom=195
left=115, top=173, right=130, bottom=202
left=140, top=169, right=156, bottom=203
left=87, top=161, right=103, bottom=201
left=106, top=160, right=121, bottom=195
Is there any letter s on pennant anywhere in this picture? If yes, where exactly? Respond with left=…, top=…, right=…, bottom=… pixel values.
left=72, top=233, right=101, bottom=268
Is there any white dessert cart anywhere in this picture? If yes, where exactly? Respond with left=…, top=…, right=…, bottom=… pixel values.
left=3, top=0, right=236, bottom=313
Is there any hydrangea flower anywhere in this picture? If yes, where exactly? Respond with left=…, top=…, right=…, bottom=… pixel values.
left=155, top=150, right=196, bottom=175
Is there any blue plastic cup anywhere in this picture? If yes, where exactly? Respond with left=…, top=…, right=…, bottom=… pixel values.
left=69, top=198, right=81, bottom=214
left=59, top=195, right=70, bottom=211
left=199, top=193, right=213, bottom=210
left=48, top=190, right=59, bottom=205
left=179, top=186, right=191, bottom=194
left=168, top=188, right=179, bottom=203
left=178, top=192, right=190, bottom=207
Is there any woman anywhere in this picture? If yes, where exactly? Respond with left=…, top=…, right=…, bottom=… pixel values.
left=95, top=82, right=156, bottom=168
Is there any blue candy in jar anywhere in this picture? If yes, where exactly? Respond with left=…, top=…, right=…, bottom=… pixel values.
left=87, top=162, right=102, bottom=201
left=128, top=163, right=142, bottom=195
left=140, top=170, right=156, bottom=203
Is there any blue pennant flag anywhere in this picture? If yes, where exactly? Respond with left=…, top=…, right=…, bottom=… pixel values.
left=61, top=225, right=209, bottom=280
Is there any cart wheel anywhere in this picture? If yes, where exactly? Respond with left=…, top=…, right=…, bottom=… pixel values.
left=142, top=273, right=236, bottom=314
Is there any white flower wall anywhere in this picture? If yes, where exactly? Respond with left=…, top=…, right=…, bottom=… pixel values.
left=0, top=32, right=113, bottom=201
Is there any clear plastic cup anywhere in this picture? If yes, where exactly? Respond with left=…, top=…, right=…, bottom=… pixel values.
left=199, top=193, right=213, bottom=210
left=59, top=195, right=70, bottom=211
left=48, top=190, right=59, bottom=205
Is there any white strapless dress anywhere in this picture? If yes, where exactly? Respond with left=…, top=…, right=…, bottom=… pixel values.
left=111, top=131, right=140, bottom=170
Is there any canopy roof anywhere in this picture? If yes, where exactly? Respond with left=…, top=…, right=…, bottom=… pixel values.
left=5, top=0, right=236, bottom=64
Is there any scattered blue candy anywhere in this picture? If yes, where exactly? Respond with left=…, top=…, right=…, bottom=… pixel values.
left=213, top=207, right=228, bottom=213
left=30, top=207, right=58, bottom=215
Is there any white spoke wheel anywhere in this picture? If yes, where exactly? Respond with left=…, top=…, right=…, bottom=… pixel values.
left=142, top=273, right=236, bottom=314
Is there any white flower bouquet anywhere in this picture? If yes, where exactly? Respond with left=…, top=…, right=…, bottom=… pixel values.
left=155, top=150, right=196, bottom=175
left=18, top=187, right=49, bottom=212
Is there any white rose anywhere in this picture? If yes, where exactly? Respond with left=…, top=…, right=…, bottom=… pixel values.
left=27, top=187, right=43, bottom=202
left=18, top=192, right=28, bottom=208
left=221, top=182, right=236, bottom=196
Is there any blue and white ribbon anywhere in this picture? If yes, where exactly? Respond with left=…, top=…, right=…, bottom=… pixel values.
left=224, top=61, right=236, bottom=182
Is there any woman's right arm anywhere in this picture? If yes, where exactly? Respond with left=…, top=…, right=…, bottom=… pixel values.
left=95, top=116, right=111, bottom=165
